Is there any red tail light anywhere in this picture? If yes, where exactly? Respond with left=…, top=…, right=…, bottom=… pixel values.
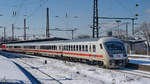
left=2, top=45, right=6, bottom=49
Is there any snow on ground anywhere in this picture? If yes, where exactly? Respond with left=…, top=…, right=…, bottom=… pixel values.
left=0, top=55, right=31, bottom=84
left=1, top=52, right=150, bottom=84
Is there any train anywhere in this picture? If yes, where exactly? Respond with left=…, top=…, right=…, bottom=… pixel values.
left=1, top=37, right=128, bottom=68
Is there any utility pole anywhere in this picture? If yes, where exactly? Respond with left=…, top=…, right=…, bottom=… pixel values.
left=71, top=30, right=76, bottom=39
left=0, top=26, right=6, bottom=42
left=24, top=18, right=27, bottom=40
left=126, top=22, right=129, bottom=40
left=12, top=24, right=14, bottom=41
left=116, top=20, right=121, bottom=38
left=93, top=0, right=99, bottom=38
left=4, top=27, right=6, bottom=42
left=46, top=8, right=50, bottom=38
left=132, top=19, right=135, bottom=35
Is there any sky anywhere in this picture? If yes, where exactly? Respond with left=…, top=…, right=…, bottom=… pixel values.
left=0, top=0, right=150, bottom=40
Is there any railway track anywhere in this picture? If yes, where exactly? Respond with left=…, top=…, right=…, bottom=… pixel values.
left=113, top=68, right=150, bottom=79
left=1, top=51, right=150, bottom=80
left=13, top=58, right=63, bottom=84
left=0, top=52, right=63, bottom=84
left=12, top=62, right=42, bottom=84
left=14, top=56, right=150, bottom=80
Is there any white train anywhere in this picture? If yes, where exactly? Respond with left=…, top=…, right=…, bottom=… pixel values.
left=2, top=37, right=128, bottom=68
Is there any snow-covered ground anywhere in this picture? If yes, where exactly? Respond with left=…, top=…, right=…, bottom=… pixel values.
left=0, top=55, right=31, bottom=84
left=1, top=52, right=150, bottom=84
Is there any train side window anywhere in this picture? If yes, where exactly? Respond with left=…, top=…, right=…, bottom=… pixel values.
left=54, top=45, right=56, bottom=50
left=79, top=45, right=81, bottom=51
left=68, top=45, right=69, bottom=51
left=14, top=46, right=21, bottom=49
left=55, top=45, right=56, bottom=50
left=63, top=46, right=65, bottom=51
left=73, top=45, right=75, bottom=51
left=53, top=45, right=54, bottom=50
left=93, top=45, right=96, bottom=52
left=86, top=45, right=88, bottom=52
left=9, top=46, right=12, bottom=48
left=52, top=45, right=54, bottom=50
left=76, top=45, right=78, bottom=51
left=49, top=46, right=51, bottom=50
left=68, top=45, right=70, bottom=51
left=56, top=46, right=57, bottom=50
left=50, top=46, right=52, bottom=50
left=70, top=45, right=72, bottom=51
left=100, top=44, right=103, bottom=49
left=65, top=45, right=67, bottom=51
left=72, top=45, right=74, bottom=51
left=71, top=45, right=74, bottom=51
left=66, top=45, right=68, bottom=51
left=82, top=45, right=84, bottom=51
left=89, top=45, right=91, bottom=52
left=74, top=45, right=75, bottom=51
left=64, top=46, right=65, bottom=51
left=65, top=46, right=67, bottom=51
left=59, top=46, right=61, bottom=50
left=67, top=45, right=69, bottom=51
left=70, top=45, right=71, bottom=51
left=51, top=45, right=53, bottom=50
left=71, top=45, right=73, bottom=51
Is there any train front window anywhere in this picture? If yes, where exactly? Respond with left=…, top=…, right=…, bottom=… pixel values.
left=105, top=42, right=125, bottom=54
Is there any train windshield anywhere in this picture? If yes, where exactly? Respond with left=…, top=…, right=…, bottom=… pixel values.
left=105, top=41, right=125, bottom=54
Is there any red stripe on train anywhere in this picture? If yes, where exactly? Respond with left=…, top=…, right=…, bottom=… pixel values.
left=6, top=48, right=104, bottom=58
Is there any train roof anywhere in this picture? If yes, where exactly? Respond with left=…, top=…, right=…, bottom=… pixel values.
left=3, top=37, right=68, bottom=44
left=5, top=37, right=122, bottom=45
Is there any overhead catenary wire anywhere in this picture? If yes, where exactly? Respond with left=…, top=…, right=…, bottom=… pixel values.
left=115, top=0, right=134, bottom=17
left=12, top=0, right=24, bottom=24
left=26, top=0, right=49, bottom=19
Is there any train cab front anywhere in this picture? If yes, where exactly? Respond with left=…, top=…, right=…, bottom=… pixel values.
left=104, top=41, right=128, bottom=68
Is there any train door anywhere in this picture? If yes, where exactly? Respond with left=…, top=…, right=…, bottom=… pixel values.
left=88, top=43, right=98, bottom=62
